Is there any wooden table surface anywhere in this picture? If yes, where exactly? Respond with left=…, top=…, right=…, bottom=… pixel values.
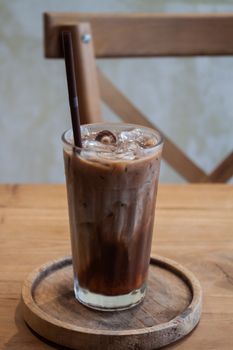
left=0, top=184, right=233, bottom=349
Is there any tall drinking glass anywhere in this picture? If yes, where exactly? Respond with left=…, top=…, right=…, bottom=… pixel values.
left=62, top=123, right=163, bottom=310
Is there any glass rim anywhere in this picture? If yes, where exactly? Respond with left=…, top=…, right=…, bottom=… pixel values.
left=62, top=122, right=164, bottom=152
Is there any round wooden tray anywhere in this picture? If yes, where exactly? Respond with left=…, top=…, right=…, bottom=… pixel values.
left=21, top=256, right=202, bottom=350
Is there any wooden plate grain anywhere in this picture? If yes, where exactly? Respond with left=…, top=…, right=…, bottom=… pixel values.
left=21, top=256, right=202, bottom=349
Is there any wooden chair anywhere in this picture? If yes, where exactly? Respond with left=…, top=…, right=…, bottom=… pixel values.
left=44, top=13, right=233, bottom=183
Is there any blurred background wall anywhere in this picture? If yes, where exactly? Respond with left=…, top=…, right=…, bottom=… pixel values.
left=0, top=0, right=233, bottom=183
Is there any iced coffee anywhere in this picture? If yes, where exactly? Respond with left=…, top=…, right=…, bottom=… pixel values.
left=62, top=123, right=163, bottom=310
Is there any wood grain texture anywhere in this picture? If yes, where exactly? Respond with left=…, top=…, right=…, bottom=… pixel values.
left=44, top=13, right=233, bottom=58
left=0, top=184, right=233, bottom=349
left=21, top=256, right=201, bottom=349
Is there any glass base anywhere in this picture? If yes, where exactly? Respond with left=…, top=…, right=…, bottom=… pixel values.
left=74, top=280, right=146, bottom=311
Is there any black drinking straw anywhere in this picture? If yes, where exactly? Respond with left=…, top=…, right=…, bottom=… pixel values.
left=62, top=31, right=82, bottom=148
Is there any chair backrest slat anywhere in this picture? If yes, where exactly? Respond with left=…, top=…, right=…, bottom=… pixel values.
left=45, top=13, right=233, bottom=58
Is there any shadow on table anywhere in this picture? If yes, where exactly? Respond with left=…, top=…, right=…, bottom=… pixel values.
left=3, top=301, right=70, bottom=350
left=4, top=301, right=196, bottom=350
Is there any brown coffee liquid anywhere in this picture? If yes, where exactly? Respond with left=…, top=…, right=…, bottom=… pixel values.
left=64, top=147, right=161, bottom=296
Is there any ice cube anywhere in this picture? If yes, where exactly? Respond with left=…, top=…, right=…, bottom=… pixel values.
left=143, top=137, right=157, bottom=148
left=119, top=128, right=143, bottom=143
left=81, top=126, right=92, bottom=139
left=82, top=139, right=114, bottom=151
left=115, top=140, right=142, bottom=160
left=81, top=139, right=117, bottom=161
